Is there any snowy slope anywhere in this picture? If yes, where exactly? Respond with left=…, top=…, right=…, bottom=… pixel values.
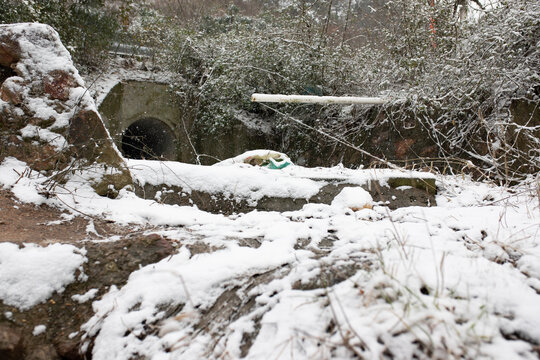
left=1, top=157, right=539, bottom=359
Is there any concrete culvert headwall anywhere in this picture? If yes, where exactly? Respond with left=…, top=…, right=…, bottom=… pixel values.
left=98, top=80, right=275, bottom=164
left=121, top=117, right=176, bottom=160
left=98, top=81, right=184, bottom=161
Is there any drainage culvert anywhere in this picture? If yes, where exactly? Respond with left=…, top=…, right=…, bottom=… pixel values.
left=98, top=80, right=275, bottom=164
left=121, top=117, right=176, bottom=160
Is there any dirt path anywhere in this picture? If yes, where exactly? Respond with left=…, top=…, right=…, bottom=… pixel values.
left=0, top=190, right=134, bottom=245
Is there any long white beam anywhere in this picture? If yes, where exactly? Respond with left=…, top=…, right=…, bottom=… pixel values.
left=251, top=93, right=386, bottom=104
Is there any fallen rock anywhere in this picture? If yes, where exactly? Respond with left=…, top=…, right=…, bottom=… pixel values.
left=331, top=186, right=373, bottom=211
left=0, top=77, right=24, bottom=105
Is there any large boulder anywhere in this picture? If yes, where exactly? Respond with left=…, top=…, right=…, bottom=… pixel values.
left=0, top=23, right=131, bottom=196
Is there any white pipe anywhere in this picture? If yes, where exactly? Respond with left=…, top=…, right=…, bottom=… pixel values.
left=251, top=93, right=386, bottom=105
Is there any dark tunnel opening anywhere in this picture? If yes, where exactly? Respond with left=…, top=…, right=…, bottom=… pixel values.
left=121, top=118, right=176, bottom=160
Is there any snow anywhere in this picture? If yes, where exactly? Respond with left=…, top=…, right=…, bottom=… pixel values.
left=331, top=186, right=373, bottom=210
left=72, top=289, right=99, bottom=304
left=128, top=158, right=321, bottom=203
left=0, top=157, right=27, bottom=188
left=19, top=124, right=68, bottom=150
left=83, top=57, right=177, bottom=108
left=0, top=157, right=48, bottom=205
left=0, top=155, right=538, bottom=358
left=0, top=242, right=87, bottom=310
left=127, top=157, right=434, bottom=206
left=0, top=10, right=536, bottom=360
left=75, top=170, right=536, bottom=359
left=32, top=325, right=46, bottom=336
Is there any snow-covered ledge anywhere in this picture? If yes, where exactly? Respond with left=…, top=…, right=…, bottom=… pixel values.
left=128, top=152, right=436, bottom=213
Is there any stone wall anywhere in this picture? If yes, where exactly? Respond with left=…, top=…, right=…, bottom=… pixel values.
left=280, top=101, right=539, bottom=177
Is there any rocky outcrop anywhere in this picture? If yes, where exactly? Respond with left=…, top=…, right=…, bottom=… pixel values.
left=0, top=23, right=131, bottom=197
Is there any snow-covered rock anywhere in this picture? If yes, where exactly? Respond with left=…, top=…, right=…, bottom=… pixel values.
left=331, top=186, right=373, bottom=210
left=0, top=23, right=131, bottom=196
left=0, top=243, right=87, bottom=310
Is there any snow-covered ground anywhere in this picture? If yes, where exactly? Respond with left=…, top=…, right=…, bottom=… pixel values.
left=0, top=242, right=86, bottom=310
left=0, top=155, right=539, bottom=359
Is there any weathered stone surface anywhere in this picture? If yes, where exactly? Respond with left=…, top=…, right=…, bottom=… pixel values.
left=0, top=230, right=179, bottom=360
left=387, top=177, right=437, bottom=195
left=26, top=344, right=60, bottom=360
left=43, top=70, right=77, bottom=101
left=0, top=77, right=24, bottom=105
left=0, top=135, right=69, bottom=172
left=145, top=233, right=175, bottom=259
left=28, top=116, right=56, bottom=128
left=32, top=144, right=60, bottom=172
left=67, top=109, right=132, bottom=191
left=91, top=171, right=133, bottom=198
left=0, top=36, right=20, bottom=67
left=395, top=138, right=415, bottom=159
left=54, top=339, right=79, bottom=360
left=68, top=109, right=109, bottom=157
left=0, top=324, right=24, bottom=360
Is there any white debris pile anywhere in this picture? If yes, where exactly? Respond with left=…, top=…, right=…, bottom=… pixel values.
left=215, top=149, right=292, bottom=168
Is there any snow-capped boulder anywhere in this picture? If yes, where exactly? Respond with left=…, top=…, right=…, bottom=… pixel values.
left=0, top=23, right=131, bottom=197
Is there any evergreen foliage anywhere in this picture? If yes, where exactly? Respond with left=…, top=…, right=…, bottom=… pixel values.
left=141, top=0, right=538, bottom=179
left=0, top=0, right=119, bottom=68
